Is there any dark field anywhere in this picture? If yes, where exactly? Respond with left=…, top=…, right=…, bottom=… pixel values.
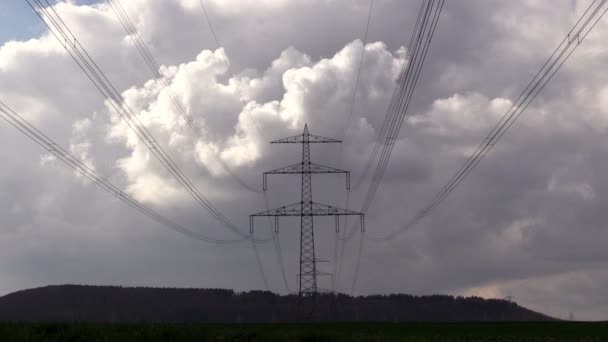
left=1, top=322, right=608, bottom=341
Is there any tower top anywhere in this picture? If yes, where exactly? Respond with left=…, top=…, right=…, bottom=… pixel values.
left=270, top=124, right=341, bottom=144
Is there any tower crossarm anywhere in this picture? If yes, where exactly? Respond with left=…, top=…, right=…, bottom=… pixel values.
left=251, top=202, right=304, bottom=217
left=263, top=162, right=350, bottom=190
left=265, top=162, right=348, bottom=174
left=270, top=134, right=341, bottom=144
left=310, top=202, right=363, bottom=216
left=251, top=201, right=362, bottom=217
left=250, top=201, right=364, bottom=234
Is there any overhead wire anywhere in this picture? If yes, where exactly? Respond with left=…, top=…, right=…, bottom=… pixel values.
left=347, top=0, right=430, bottom=192
left=198, top=0, right=233, bottom=77
left=250, top=237, right=271, bottom=291
left=264, top=191, right=291, bottom=293
left=337, top=1, right=438, bottom=266
left=24, top=2, right=276, bottom=290
left=106, top=0, right=262, bottom=193
left=341, top=0, right=444, bottom=294
left=339, top=0, right=375, bottom=141
left=20, top=0, right=605, bottom=297
left=194, top=0, right=289, bottom=291
left=360, top=0, right=444, bottom=215
left=350, top=0, right=608, bottom=293
left=271, top=229, right=291, bottom=293
left=105, top=0, right=277, bottom=289
left=197, top=0, right=270, bottom=143
left=331, top=226, right=340, bottom=292
left=0, top=100, right=246, bottom=245
left=331, top=0, right=375, bottom=293
left=364, top=0, right=608, bottom=242
left=26, top=0, right=274, bottom=290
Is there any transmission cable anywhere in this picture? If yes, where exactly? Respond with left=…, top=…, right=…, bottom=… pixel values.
left=264, top=191, right=291, bottom=292
left=335, top=0, right=438, bottom=292
left=339, top=0, right=443, bottom=293
left=364, top=0, right=608, bottom=242
left=331, top=0, right=375, bottom=293
left=28, top=0, right=274, bottom=290
left=194, top=0, right=289, bottom=290
left=0, top=100, right=250, bottom=245
left=106, top=0, right=262, bottom=193
left=105, top=0, right=280, bottom=289
left=347, top=0, right=430, bottom=192
left=25, top=0, right=268, bottom=242
left=350, top=0, right=608, bottom=294
left=197, top=0, right=270, bottom=142
left=1, top=97, right=275, bottom=288
left=360, top=0, right=444, bottom=215
left=338, top=0, right=375, bottom=142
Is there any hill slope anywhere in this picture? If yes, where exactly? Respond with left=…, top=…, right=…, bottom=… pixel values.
left=0, top=285, right=552, bottom=322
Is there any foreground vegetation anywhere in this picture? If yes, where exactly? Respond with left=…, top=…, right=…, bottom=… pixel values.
left=0, top=322, right=607, bottom=341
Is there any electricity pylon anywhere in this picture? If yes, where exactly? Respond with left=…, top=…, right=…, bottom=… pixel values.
left=250, top=124, right=364, bottom=296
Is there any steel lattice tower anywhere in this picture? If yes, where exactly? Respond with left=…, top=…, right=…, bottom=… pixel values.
left=250, top=124, right=364, bottom=296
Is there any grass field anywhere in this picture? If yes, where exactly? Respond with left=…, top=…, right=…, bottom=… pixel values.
left=0, top=322, right=607, bottom=341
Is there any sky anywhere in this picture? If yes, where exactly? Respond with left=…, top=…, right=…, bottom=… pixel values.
left=1, top=0, right=608, bottom=320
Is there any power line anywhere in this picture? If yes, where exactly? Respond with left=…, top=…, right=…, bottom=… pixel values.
left=25, top=0, right=260, bottom=240
left=250, top=237, right=270, bottom=291
left=364, top=0, right=608, bottom=242
left=0, top=100, right=249, bottom=245
left=347, top=0, right=431, bottom=192
left=1, top=97, right=275, bottom=289
left=339, top=0, right=375, bottom=140
left=194, top=0, right=287, bottom=290
left=350, top=229, right=365, bottom=294
left=360, top=0, right=444, bottom=215
left=106, top=0, right=262, bottom=193
left=337, top=1, right=429, bottom=294
left=332, top=0, right=374, bottom=293
left=350, top=0, right=608, bottom=294
left=109, top=0, right=286, bottom=289
left=198, top=0, right=234, bottom=77
left=331, top=225, right=340, bottom=292
left=347, top=0, right=444, bottom=294
left=27, top=0, right=273, bottom=289
left=271, top=230, right=291, bottom=293
left=197, top=0, right=270, bottom=142
left=264, top=191, right=291, bottom=292
left=334, top=191, right=357, bottom=292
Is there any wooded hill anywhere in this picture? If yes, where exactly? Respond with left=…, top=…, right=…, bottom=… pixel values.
left=0, top=285, right=553, bottom=322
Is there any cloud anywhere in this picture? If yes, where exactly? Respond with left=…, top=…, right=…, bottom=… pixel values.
left=100, top=38, right=403, bottom=204
left=2, top=0, right=608, bottom=320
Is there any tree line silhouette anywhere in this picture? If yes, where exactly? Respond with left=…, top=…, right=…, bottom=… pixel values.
left=0, top=285, right=552, bottom=322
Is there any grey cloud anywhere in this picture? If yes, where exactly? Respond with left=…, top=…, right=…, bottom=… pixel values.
left=1, top=0, right=608, bottom=320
